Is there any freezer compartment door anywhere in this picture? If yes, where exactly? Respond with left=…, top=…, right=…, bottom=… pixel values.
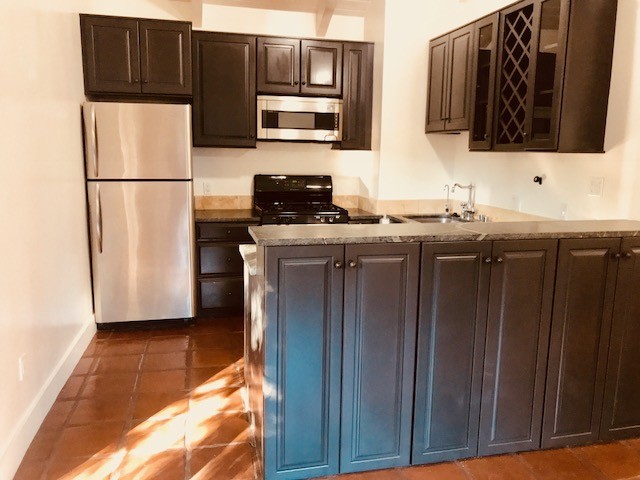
left=87, top=181, right=195, bottom=323
left=83, top=102, right=192, bottom=180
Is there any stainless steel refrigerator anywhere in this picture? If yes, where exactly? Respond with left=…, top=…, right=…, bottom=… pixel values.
left=83, top=102, right=195, bottom=325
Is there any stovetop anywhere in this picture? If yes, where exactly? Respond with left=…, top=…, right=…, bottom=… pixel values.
left=253, top=175, right=349, bottom=225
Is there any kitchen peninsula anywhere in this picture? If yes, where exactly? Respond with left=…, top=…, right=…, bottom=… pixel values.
left=243, top=220, right=640, bottom=480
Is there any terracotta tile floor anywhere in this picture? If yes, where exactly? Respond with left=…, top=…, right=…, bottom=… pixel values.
left=13, top=316, right=640, bottom=480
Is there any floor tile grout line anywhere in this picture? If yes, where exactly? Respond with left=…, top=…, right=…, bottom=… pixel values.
left=514, top=451, right=543, bottom=480
left=568, top=446, right=615, bottom=480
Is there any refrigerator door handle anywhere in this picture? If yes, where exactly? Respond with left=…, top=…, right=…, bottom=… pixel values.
left=96, top=185, right=103, bottom=254
left=86, top=104, right=99, bottom=177
left=93, top=107, right=99, bottom=177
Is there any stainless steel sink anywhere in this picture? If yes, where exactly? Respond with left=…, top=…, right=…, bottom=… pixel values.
left=401, top=213, right=463, bottom=224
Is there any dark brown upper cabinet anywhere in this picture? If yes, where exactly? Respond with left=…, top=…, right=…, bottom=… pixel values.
left=339, top=42, right=374, bottom=150
left=192, top=32, right=256, bottom=148
left=258, top=37, right=343, bottom=96
left=493, top=0, right=617, bottom=152
left=80, top=15, right=191, bottom=97
left=425, top=25, right=474, bottom=133
left=469, top=14, right=499, bottom=150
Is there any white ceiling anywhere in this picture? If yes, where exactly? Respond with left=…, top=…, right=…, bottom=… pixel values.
left=177, top=0, right=373, bottom=17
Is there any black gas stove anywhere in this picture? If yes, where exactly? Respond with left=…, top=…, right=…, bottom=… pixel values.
left=253, top=175, right=349, bottom=225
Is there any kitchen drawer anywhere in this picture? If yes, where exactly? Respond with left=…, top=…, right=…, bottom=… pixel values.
left=198, top=276, right=244, bottom=312
left=198, top=243, right=244, bottom=275
left=196, top=223, right=254, bottom=242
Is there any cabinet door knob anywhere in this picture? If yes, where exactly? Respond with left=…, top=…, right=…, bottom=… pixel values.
left=484, top=257, right=492, bottom=264
left=334, top=261, right=343, bottom=269
left=612, top=252, right=621, bottom=259
left=625, top=252, right=633, bottom=259
left=484, top=134, right=488, bottom=140
left=294, top=81, right=299, bottom=85
left=496, top=257, right=504, bottom=263
left=301, top=81, right=307, bottom=86
left=349, top=260, right=357, bottom=268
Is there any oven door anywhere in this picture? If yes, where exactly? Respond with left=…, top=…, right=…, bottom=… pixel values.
left=257, top=95, right=342, bottom=142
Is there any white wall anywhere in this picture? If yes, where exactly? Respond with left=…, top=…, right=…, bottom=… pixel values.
left=0, top=1, right=197, bottom=478
left=421, top=0, right=640, bottom=220
left=193, top=4, right=380, bottom=198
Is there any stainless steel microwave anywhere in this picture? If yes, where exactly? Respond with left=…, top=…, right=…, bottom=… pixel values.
left=257, top=95, right=343, bottom=142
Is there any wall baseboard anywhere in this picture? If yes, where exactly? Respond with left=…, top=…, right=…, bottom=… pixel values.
left=0, top=317, right=96, bottom=480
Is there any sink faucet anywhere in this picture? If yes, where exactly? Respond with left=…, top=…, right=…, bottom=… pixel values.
left=444, top=184, right=450, bottom=213
left=451, top=183, right=476, bottom=221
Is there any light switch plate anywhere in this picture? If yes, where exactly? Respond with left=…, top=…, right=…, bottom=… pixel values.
left=588, top=177, right=604, bottom=197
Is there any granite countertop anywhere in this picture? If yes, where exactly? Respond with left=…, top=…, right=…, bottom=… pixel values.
left=195, top=209, right=260, bottom=223
left=347, top=208, right=381, bottom=220
left=249, top=220, right=640, bottom=246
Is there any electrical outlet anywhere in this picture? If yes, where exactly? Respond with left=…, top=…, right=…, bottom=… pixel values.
left=511, top=195, right=521, bottom=212
left=203, top=181, right=212, bottom=196
left=560, top=203, right=568, bottom=220
left=18, top=354, right=25, bottom=382
left=589, top=177, right=604, bottom=197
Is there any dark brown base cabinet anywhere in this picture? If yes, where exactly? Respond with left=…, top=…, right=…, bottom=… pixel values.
left=192, top=32, right=257, bottom=148
left=413, top=242, right=491, bottom=464
left=479, top=240, right=557, bottom=456
left=249, top=236, right=640, bottom=480
left=542, top=238, right=619, bottom=448
left=601, top=238, right=640, bottom=440
left=259, top=244, right=419, bottom=479
left=414, top=240, right=556, bottom=464
left=195, top=222, right=256, bottom=317
left=80, top=15, right=192, bottom=98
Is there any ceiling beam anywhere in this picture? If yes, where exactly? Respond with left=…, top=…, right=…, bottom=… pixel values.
left=316, top=0, right=338, bottom=37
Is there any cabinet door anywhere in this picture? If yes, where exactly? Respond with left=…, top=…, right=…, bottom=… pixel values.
left=542, top=238, right=620, bottom=448
left=80, top=15, right=141, bottom=94
left=192, top=32, right=256, bottom=147
left=425, top=35, right=448, bottom=132
left=264, top=246, right=344, bottom=480
left=523, top=0, right=569, bottom=151
left=257, top=37, right=300, bottom=95
left=469, top=14, right=499, bottom=150
left=493, top=0, right=537, bottom=150
left=340, top=42, right=374, bottom=150
left=445, top=25, right=474, bottom=131
left=341, top=244, right=419, bottom=473
left=413, top=242, right=491, bottom=465
left=300, top=40, right=343, bottom=96
left=601, top=238, right=640, bottom=440
left=139, top=20, right=192, bottom=96
left=479, top=240, right=557, bottom=456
